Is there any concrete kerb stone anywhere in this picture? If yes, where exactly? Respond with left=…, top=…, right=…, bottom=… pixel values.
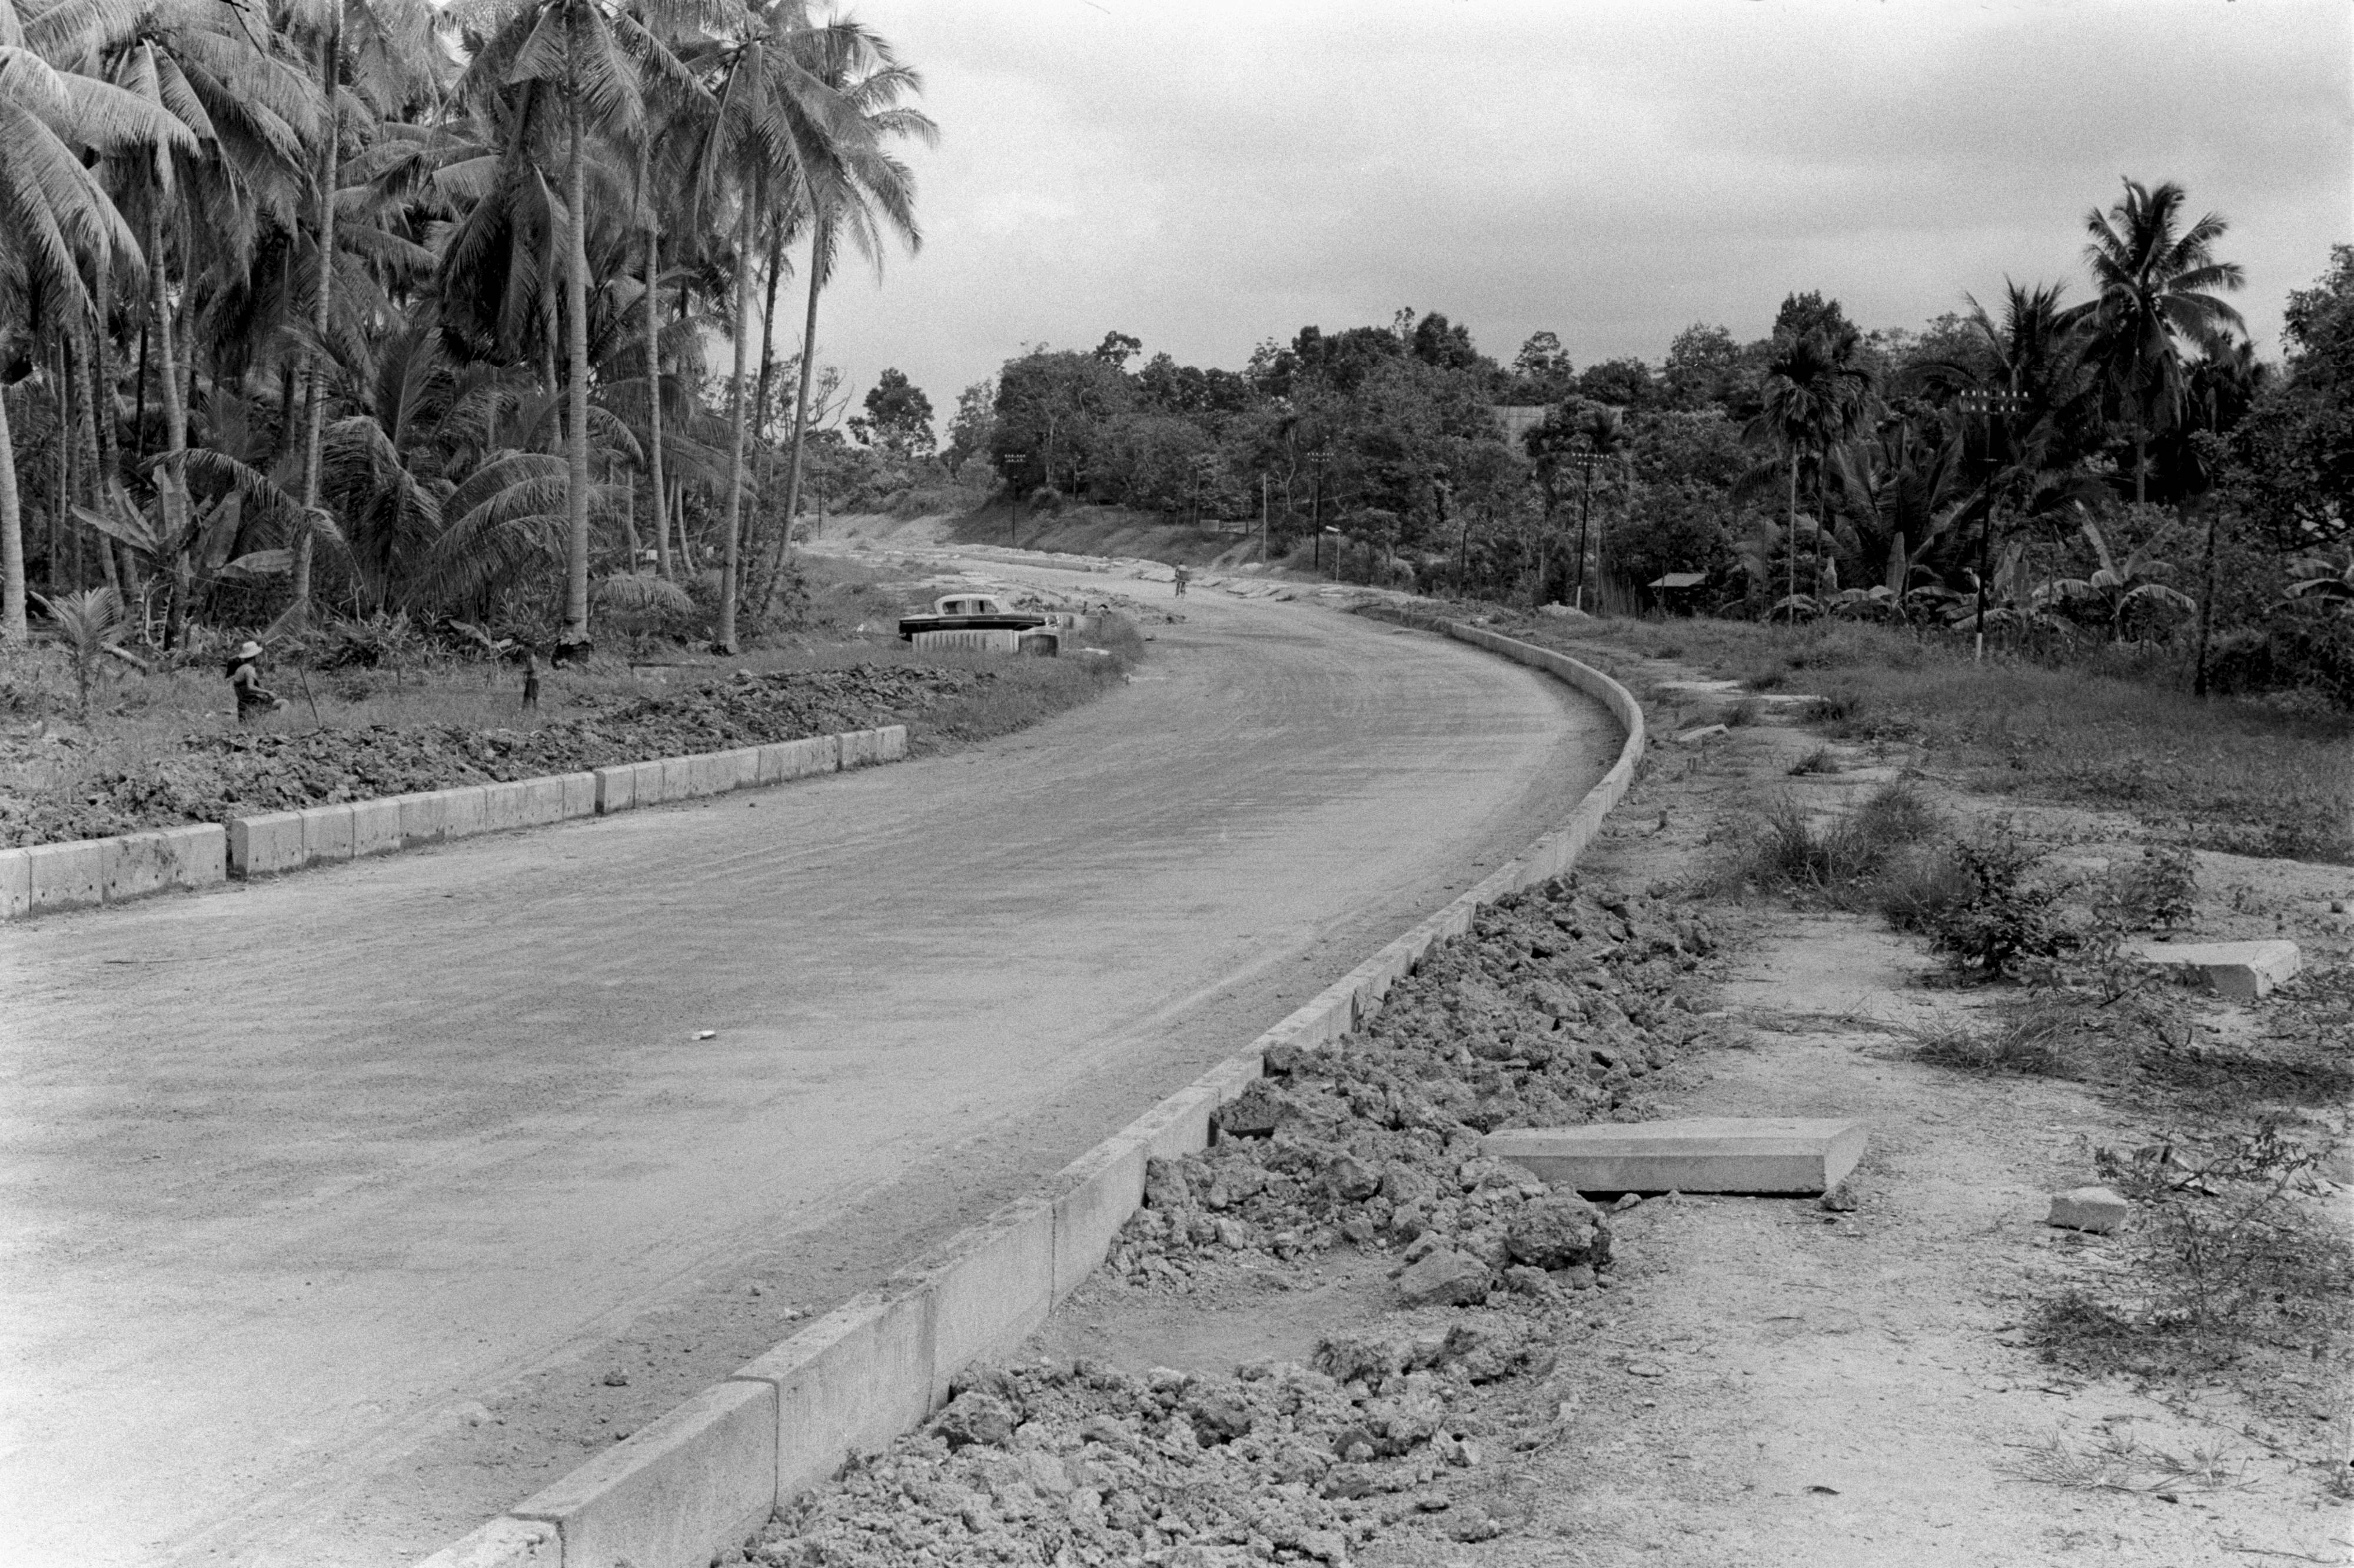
left=300, top=805, right=355, bottom=865
left=732, top=1289, right=937, bottom=1505
left=560, top=772, right=598, bottom=820
left=913, top=1198, right=1059, bottom=1405
left=483, top=781, right=528, bottom=834
left=1049, top=1136, right=1149, bottom=1300
left=26, top=838, right=105, bottom=912
left=0, top=847, right=32, bottom=920
left=510, top=1379, right=777, bottom=1568
left=399, top=790, right=451, bottom=848
left=413, top=1518, right=560, bottom=1568
left=594, top=765, right=636, bottom=815
left=353, top=797, right=404, bottom=856
left=410, top=632, right=1644, bottom=1568
left=229, top=810, right=307, bottom=878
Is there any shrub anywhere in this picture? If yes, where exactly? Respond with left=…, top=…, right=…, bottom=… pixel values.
left=1904, top=836, right=2074, bottom=980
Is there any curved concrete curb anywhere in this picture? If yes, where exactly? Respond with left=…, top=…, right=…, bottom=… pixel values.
left=417, top=624, right=1644, bottom=1568
left=0, top=727, right=906, bottom=921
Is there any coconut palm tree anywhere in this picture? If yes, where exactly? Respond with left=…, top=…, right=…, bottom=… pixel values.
left=1748, top=329, right=1876, bottom=610
left=766, top=17, right=930, bottom=601
left=679, top=2, right=879, bottom=650
left=2084, top=178, right=2246, bottom=504
left=0, top=0, right=197, bottom=641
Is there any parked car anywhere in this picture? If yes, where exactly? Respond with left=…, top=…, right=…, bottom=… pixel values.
left=898, top=593, right=1060, bottom=654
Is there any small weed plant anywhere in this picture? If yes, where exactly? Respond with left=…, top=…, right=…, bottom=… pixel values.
left=2033, top=1121, right=2350, bottom=1396
left=1890, top=835, right=2074, bottom=981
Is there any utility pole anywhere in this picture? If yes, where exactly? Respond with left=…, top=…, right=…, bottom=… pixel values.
left=1957, top=388, right=2021, bottom=660
left=1569, top=450, right=1603, bottom=611
left=1005, top=451, right=1027, bottom=549
left=1260, top=474, right=1268, bottom=562
left=1308, top=451, right=1330, bottom=574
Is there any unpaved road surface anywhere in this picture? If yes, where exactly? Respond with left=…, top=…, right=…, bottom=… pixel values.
left=0, top=561, right=1613, bottom=1568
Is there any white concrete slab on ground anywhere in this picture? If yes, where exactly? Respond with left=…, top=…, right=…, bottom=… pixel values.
left=2123, top=937, right=2302, bottom=1001
left=1481, top=1117, right=1868, bottom=1195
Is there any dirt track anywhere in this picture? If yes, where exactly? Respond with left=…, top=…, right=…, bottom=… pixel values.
left=0, top=558, right=1614, bottom=1568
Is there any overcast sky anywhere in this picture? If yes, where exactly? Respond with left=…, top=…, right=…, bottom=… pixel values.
left=801, top=0, right=2351, bottom=424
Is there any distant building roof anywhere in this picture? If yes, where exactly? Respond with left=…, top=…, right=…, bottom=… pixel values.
left=1488, top=405, right=1549, bottom=443
left=1648, top=571, right=1708, bottom=590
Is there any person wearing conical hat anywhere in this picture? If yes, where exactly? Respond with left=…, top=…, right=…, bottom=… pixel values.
left=224, top=640, right=288, bottom=723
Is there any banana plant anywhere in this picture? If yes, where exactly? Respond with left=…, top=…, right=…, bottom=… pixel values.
left=2047, top=518, right=2194, bottom=639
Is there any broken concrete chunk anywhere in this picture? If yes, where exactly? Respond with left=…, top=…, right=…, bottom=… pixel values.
left=2123, top=938, right=2302, bottom=1003
left=1481, top=1117, right=1867, bottom=1196
left=930, top=1390, right=1016, bottom=1450
left=1395, top=1248, right=1492, bottom=1307
left=1503, top=1193, right=1612, bottom=1271
left=2047, top=1186, right=2130, bottom=1235
left=1673, top=724, right=1730, bottom=745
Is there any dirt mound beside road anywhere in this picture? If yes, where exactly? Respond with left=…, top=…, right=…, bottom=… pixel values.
left=4, top=663, right=973, bottom=847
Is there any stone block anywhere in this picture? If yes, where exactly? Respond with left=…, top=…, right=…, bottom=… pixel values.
left=1050, top=1137, right=1147, bottom=1301
left=2047, top=1186, right=2130, bottom=1234
left=729, top=747, right=762, bottom=789
left=915, top=1198, right=1056, bottom=1404
left=351, top=798, right=404, bottom=857
left=1482, top=1117, right=1868, bottom=1196
left=1674, top=724, right=1729, bottom=745
left=229, top=811, right=307, bottom=877
left=0, top=847, right=31, bottom=920
left=299, top=805, right=355, bottom=864
left=101, top=825, right=225, bottom=903
left=517, top=776, right=567, bottom=827
left=412, top=1517, right=559, bottom=1568
left=837, top=728, right=873, bottom=769
left=2126, top=938, right=2302, bottom=1003
left=441, top=785, right=488, bottom=839
left=594, top=765, right=636, bottom=815
left=661, top=755, right=695, bottom=803
left=511, top=1379, right=776, bottom=1568
left=875, top=724, right=908, bottom=762
left=1135, top=1082, right=1220, bottom=1163
left=482, top=780, right=527, bottom=833
left=399, top=790, right=450, bottom=847
left=734, top=1289, right=937, bottom=1503
left=755, top=743, right=791, bottom=785
left=26, top=839, right=105, bottom=912
left=560, top=771, right=598, bottom=819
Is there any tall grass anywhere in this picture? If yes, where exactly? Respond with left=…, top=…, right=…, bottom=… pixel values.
left=1538, top=616, right=2354, bottom=863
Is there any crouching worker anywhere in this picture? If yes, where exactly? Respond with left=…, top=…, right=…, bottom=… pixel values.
left=225, top=640, right=289, bottom=722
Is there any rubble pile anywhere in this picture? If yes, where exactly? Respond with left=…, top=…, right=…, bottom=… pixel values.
left=1107, top=880, right=1718, bottom=1300
left=4, top=664, right=972, bottom=845
left=758, top=1321, right=1561, bottom=1568
left=751, top=880, right=1726, bottom=1566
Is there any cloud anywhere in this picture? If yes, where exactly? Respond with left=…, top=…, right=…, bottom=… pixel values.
left=806, top=0, right=2350, bottom=417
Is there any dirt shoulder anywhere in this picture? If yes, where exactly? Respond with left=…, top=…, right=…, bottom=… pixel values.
left=743, top=625, right=2351, bottom=1568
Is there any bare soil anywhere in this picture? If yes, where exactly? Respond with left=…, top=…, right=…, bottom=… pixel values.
left=743, top=627, right=2354, bottom=1567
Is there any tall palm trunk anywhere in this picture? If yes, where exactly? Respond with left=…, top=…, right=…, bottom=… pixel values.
left=0, top=357, right=25, bottom=641
left=744, top=223, right=784, bottom=614
left=713, top=205, right=754, bottom=652
left=2133, top=428, right=2146, bottom=505
left=294, top=13, right=343, bottom=630
left=773, top=211, right=827, bottom=581
left=1785, top=458, right=1798, bottom=613
left=638, top=134, right=670, bottom=581
left=79, top=322, right=122, bottom=595
left=147, top=204, right=193, bottom=648
left=558, top=96, right=593, bottom=651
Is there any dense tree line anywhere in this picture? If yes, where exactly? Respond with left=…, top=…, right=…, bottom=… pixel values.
left=0, top=0, right=932, bottom=656
left=854, top=179, right=2346, bottom=701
